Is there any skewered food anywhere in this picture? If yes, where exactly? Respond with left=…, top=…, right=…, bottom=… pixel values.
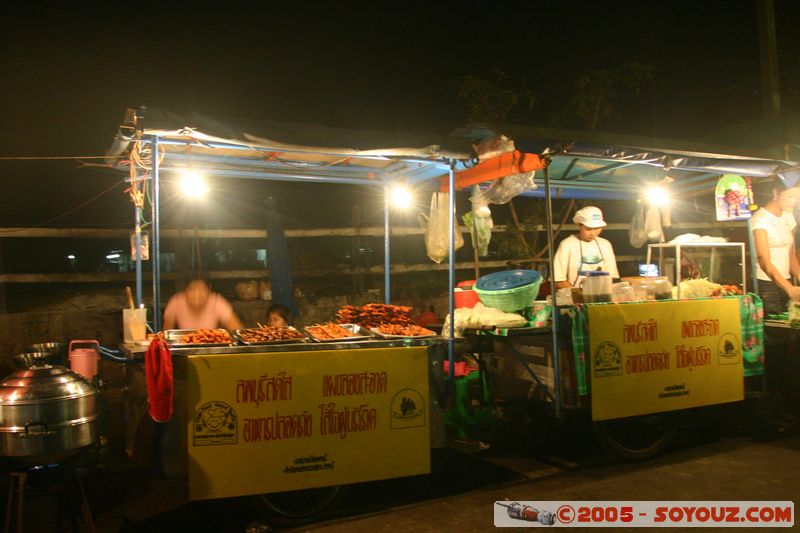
left=305, top=322, right=356, bottom=340
left=336, top=303, right=414, bottom=328
left=178, top=329, right=232, bottom=344
left=374, top=324, right=435, bottom=337
left=236, top=325, right=303, bottom=343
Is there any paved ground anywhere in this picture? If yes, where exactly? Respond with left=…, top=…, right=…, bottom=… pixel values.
left=303, top=434, right=800, bottom=532
left=2, top=407, right=798, bottom=532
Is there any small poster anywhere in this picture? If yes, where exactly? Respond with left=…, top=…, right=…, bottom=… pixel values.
left=715, top=174, right=753, bottom=221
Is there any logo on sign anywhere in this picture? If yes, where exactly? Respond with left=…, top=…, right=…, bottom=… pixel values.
left=390, top=388, right=425, bottom=429
left=593, top=341, right=622, bottom=377
left=717, top=332, right=741, bottom=365
left=193, top=400, right=237, bottom=446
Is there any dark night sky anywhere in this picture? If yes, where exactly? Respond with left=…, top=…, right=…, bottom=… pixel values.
left=1, top=1, right=799, bottom=229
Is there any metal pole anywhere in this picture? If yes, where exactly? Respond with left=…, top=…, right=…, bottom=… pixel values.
left=447, top=161, right=456, bottom=380
left=134, top=204, right=143, bottom=307
left=543, top=164, right=562, bottom=418
left=151, top=136, right=162, bottom=332
left=384, top=183, right=391, bottom=304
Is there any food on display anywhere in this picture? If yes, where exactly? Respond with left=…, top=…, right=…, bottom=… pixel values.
left=678, top=279, right=743, bottom=299
left=336, top=303, right=413, bottom=327
left=373, top=324, right=435, bottom=337
left=305, top=322, right=357, bottom=340
left=710, top=284, right=743, bottom=297
left=236, top=325, right=303, bottom=343
left=178, top=329, right=232, bottom=344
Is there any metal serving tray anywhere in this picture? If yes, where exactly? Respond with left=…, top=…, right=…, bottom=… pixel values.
left=369, top=327, right=438, bottom=339
left=304, top=323, right=374, bottom=342
left=233, top=326, right=307, bottom=345
left=164, top=329, right=234, bottom=348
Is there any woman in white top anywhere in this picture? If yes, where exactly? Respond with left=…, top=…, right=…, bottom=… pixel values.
left=752, top=179, right=800, bottom=306
left=553, top=206, right=620, bottom=289
left=751, top=177, right=800, bottom=425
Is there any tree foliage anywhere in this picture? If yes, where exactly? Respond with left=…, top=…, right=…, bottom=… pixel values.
left=450, top=71, right=536, bottom=124
left=570, top=62, right=655, bottom=130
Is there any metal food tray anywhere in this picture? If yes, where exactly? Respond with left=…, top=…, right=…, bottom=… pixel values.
left=233, top=327, right=307, bottom=345
left=164, top=329, right=234, bottom=347
left=369, top=327, right=438, bottom=339
left=304, top=323, right=374, bottom=342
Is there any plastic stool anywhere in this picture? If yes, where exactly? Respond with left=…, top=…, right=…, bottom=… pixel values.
left=443, top=361, right=494, bottom=439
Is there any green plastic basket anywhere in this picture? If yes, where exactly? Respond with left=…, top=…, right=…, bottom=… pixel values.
left=474, top=278, right=542, bottom=312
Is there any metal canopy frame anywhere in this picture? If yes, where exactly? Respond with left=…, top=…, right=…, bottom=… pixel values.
left=117, top=128, right=465, bottom=383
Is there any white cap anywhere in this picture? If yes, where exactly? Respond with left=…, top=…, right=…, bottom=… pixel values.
left=573, top=206, right=606, bottom=228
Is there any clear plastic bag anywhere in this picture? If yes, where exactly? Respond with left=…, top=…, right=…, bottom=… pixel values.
left=629, top=204, right=647, bottom=248
left=419, top=192, right=464, bottom=264
left=470, top=171, right=537, bottom=207
left=463, top=187, right=494, bottom=257
left=645, top=205, right=665, bottom=242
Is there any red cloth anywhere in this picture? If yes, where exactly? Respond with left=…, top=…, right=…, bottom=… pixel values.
left=145, top=336, right=173, bottom=422
left=443, top=360, right=479, bottom=378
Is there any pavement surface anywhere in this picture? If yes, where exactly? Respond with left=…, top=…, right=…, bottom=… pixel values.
left=2, top=408, right=798, bottom=532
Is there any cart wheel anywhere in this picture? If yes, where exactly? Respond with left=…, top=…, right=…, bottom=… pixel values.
left=594, top=413, right=677, bottom=461
left=252, top=485, right=347, bottom=526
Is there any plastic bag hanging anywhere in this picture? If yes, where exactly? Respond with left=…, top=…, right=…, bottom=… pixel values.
left=644, top=204, right=665, bottom=243
left=464, top=186, right=493, bottom=256
left=470, top=170, right=537, bottom=207
left=629, top=203, right=647, bottom=248
left=418, top=192, right=464, bottom=263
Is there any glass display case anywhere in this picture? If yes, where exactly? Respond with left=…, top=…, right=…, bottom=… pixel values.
left=645, top=242, right=746, bottom=299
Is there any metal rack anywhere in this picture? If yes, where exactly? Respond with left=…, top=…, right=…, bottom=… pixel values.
left=645, top=242, right=746, bottom=299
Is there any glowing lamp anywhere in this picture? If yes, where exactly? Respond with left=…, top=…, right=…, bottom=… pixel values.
left=645, top=185, right=670, bottom=207
left=179, top=170, right=209, bottom=198
left=389, top=185, right=413, bottom=209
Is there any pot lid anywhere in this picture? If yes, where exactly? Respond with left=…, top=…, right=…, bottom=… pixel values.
left=0, top=365, right=96, bottom=404
left=475, top=270, right=541, bottom=291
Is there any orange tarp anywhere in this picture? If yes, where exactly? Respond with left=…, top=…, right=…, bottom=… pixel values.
left=440, top=150, right=545, bottom=191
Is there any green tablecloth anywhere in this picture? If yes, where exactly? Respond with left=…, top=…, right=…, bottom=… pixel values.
left=571, top=294, right=765, bottom=396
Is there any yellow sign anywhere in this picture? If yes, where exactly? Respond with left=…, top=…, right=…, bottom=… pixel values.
left=589, top=299, right=743, bottom=421
left=186, top=346, right=430, bottom=500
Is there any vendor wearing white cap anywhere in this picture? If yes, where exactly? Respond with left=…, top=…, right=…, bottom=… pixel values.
left=553, top=206, right=620, bottom=288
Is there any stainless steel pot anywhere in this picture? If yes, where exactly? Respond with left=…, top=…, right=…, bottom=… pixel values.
left=0, top=364, right=97, bottom=465
left=24, top=342, right=67, bottom=366
left=13, top=352, right=61, bottom=369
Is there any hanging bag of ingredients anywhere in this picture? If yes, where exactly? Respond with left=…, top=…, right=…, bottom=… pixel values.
left=419, top=192, right=464, bottom=263
left=629, top=203, right=647, bottom=248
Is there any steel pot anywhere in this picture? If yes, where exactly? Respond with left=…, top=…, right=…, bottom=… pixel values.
left=24, top=342, right=67, bottom=365
left=0, top=364, right=97, bottom=465
left=13, top=352, right=61, bottom=369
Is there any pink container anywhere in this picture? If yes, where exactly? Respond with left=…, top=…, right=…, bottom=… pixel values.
left=68, top=340, right=100, bottom=381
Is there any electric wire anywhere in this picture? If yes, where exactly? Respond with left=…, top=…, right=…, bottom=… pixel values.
left=0, top=179, right=126, bottom=234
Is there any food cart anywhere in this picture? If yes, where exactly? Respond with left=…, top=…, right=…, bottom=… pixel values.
left=458, top=127, right=800, bottom=459
left=106, top=112, right=800, bottom=517
left=107, top=110, right=476, bottom=518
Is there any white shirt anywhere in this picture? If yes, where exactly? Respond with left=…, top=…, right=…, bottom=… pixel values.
left=751, top=207, right=797, bottom=281
left=553, top=234, right=620, bottom=286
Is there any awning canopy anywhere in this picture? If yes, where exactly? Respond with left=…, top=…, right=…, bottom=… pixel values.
left=107, top=110, right=800, bottom=200
left=107, top=108, right=475, bottom=186
left=452, top=123, right=800, bottom=200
